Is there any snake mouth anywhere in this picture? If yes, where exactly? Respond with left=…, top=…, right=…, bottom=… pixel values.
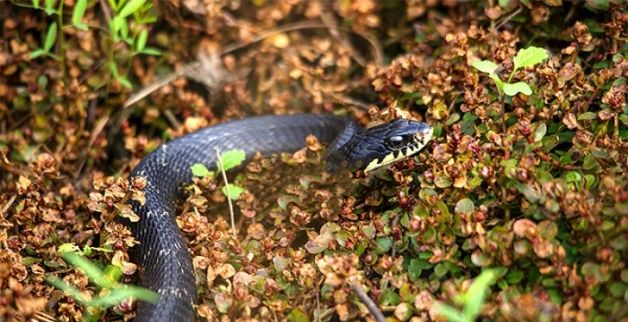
left=363, top=125, right=433, bottom=173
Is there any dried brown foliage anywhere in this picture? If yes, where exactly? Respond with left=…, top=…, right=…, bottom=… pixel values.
left=0, top=0, right=626, bottom=321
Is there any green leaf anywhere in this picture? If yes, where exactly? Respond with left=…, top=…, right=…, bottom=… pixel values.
left=190, top=163, right=211, bottom=177
left=533, top=123, right=547, bottom=142
left=379, top=288, right=401, bottom=306
left=58, top=243, right=81, bottom=253
left=578, top=112, right=598, bottom=121
left=455, top=198, right=475, bottom=214
left=506, top=269, right=524, bottom=284
left=116, top=75, right=133, bottom=88
left=119, top=18, right=129, bottom=40
left=43, top=22, right=58, bottom=52
left=498, top=0, right=511, bottom=7
left=503, top=82, right=532, bottom=96
left=218, top=149, right=246, bottom=172
left=513, top=46, right=549, bottom=71
left=434, top=303, right=467, bottom=322
left=118, top=0, right=147, bottom=18
left=407, top=258, right=424, bottom=281
left=287, top=308, right=310, bottom=322
left=136, top=29, right=148, bottom=51
left=221, top=184, right=245, bottom=200
left=138, top=47, right=162, bottom=56
left=72, top=0, right=89, bottom=31
left=463, top=269, right=497, bottom=319
left=32, top=0, right=40, bottom=9
left=30, top=49, right=47, bottom=59
left=375, top=237, right=393, bottom=254
left=44, top=0, right=55, bottom=14
left=434, top=262, right=448, bottom=278
left=472, top=60, right=499, bottom=74
left=586, top=0, right=610, bottom=11
left=112, top=16, right=126, bottom=34
left=107, top=0, right=118, bottom=11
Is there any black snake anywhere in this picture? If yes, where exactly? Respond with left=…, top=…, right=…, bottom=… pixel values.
left=127, top=114, right=432, bottom=321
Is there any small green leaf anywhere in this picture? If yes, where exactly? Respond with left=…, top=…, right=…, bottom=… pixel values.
left=44, top=0, right=55, bottom=14
left=72, top=0, right=89, bottom=31
left=118, top=0, right=147, bottom=18
left=434, top=262, right=449, bottom=278
left=578, top=112, right=598, bottom=121
left=472, top=60, right=499, bottom=74
left=533, top=123, right=547, bottom=142
left=136, top=29, right=148, bottom=51
left=43, top=22, right=58, bottom=52
left=287, top=308, right=310, bottom=322
left=218, top=149, right=246, bottom=172
left=32, top=0, right=40, bottom=9
left=506, top=269, right=524, bottom=284
left=375, top=237, right=393, bottom=254
left=107, top=0, right=118, bottom=11
left=116, top=75, right=133, bottom=88
left=119, top=18, right=129, bottom=40
left=499, top=0, right=511, bottom=7
left=138, top=47, right=162, bottom=56
left=503, top=82, right=532, bottom=96
left=513, top=46, right=549, bottom=71
left=407, top=259, right=424, bottom=281
left=221, top=184, right=245, bottom=200
left=190, top=163, right=210, bottom=177
left=463, top=269, right=497, bottom=319
left=30, top=49, right=47, bottom=59
left=434, top=303, right=466, bottom=322
left=455, top=198, right=475, bottom=214
left=112, top=16, right=126, bottom=34
left=586, top=0, right=610, bottom=11
left=58, top=243, right=81, bottom=253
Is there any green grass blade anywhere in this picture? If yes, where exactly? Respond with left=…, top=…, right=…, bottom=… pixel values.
left=89, top=286, right=159, bottom=308
left=462, top=269, right=497, bottom=319
left=61, top=252, right=115, bottom=289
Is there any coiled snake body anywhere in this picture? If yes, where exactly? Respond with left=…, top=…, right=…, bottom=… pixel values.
left=127, top=114, right=432, bottom=321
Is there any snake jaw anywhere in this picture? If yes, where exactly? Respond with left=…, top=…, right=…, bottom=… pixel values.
left=363, top=124, right=432, bottom=173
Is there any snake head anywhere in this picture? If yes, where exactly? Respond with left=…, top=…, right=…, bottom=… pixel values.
left=327, top=119, right=433, bottom=173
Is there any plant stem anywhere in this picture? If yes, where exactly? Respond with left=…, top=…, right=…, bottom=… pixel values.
left=56, top=0, right=67, bottom=83
left=216, top=149, right=237, bottom=239
left=507, top=69, right=515, bottom=83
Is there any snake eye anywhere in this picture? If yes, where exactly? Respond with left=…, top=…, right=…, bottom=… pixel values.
left=386, top=135, right=404, bottom=148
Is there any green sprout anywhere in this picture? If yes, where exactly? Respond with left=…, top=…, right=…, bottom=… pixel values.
left=48, top=248, right=158, bottom=322
left=472, top=46, right=549, bottom=97
left=191, top=149, right=247, bottom=201
left=434, top=269, right=498, bottom=322
left=24, top=0, right=161, bottom=87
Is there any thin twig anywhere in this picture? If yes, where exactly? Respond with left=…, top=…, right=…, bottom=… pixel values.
left=495, top=6, right=522, bottom=30
left=0, top=195, right=17, bottom=219
left=33, top=311, right=57, bottom=322
left=215, top=149, right=237, bottom=238
left=350, top=283, right=386, bottom=322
